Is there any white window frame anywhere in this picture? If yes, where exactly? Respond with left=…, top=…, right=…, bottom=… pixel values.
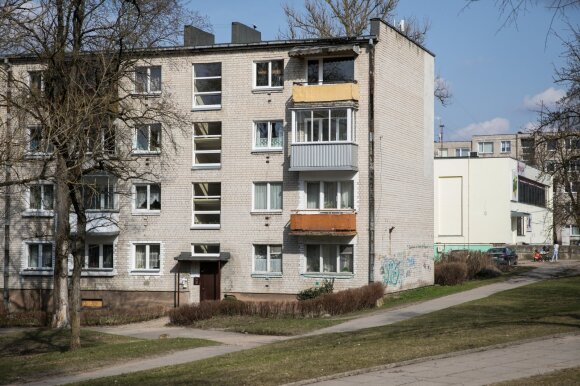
left=25, top=183, right=54, bottom=215
left=192, top=62, right=222, bottom=110
left=252, top=182, right=283, bottom=212
left=133, top=123, right=161, bottom=154
left=306, top=57, right=355, bottom=85
left=192, top=183, right=221, bottom=229
left=84, top=242, right=115, bottom=270
left=83, top=175, right=117, bottom=211
left=438, top=149, right=448, bottom=157
left=501, top=140, right=511, bottom=153
left=253, top=245, right=282, bottom=274
left=455, top=148, right=470, bottom=157
left=253, top=120, right=284, bottom=151
left=27, top=125, right=53, bottom=155
left=292, top=108, right=355, bottom=144
left=24, top=241, right=54, bottom=270
left=304, top=180, right=355, bottom=210
left=86, top=127, right=116, bottom=155
left=571, top=225, right=580, bottom=236
left=478, top=142, right=494, bottom=154
left=133, top=183, right=161, bottom=214
left=131, top=242, right=161, bottom=273
left=253, top=60, right=284, bottom=89
left=192, top=244, right=220, bottom=259
left=305, top=244, right=354, bottom=274
left=193, top=122, right=222, bottom=169
left=134, top=65, right=161, bottom=94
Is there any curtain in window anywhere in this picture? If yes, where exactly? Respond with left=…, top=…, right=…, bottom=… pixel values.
left=135, top=68, right=148, bottom=93
left=149, top=245, right=160, bottom=269
left=339, top=245, right=353, bottom=273
left=135, top=245, right=146, bottom=269
left=340, top=181, right=354, bottom=209
left=307, top=182, right=319, bottom=209
left=270, top=246, right=282, bottom=273
left=322, top=245, right=336, bottom=272
left=255, top=122, right=269, bottom=147
left=103, top=245, right=114, bottom=268
left=150, top=185, right=161, bottom=210
left=324, top=182, right=337, bottom=209
left=136, top=186, right=148, bottom=209
left=271, top=60, right=284, bottom=87
left=28, top=245, right=39, bottom=268
left=306, top=245, right=320, bottom=272
left=254, top=183, right=267, bottom=210
left=149, top=67, right=161, bottom=92
left=270, top=183, right=282, bottom=210
left=42, top=244, right=52, bottom=268
left=256, top=62, right=269, bottom=87
left=271, top=121, right=283, bottom=148
left=254, top=245, right=267, bottom=272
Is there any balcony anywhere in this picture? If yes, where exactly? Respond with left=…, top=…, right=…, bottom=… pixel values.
left=292, top=83, right=359, bottom=103
left=290, top=142, right=358, bottom=171
left=290, top=210, right=357, bottom=236
left=70, top=212, right=119, bottom=235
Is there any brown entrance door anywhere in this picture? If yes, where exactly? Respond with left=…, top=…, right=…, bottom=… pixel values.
left=199, top=261, right=220, bottom=301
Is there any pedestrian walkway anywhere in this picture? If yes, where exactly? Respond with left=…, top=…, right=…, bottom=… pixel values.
left=16, top=261, right=580, bottom=385
left=300, top=334, right=580, bottom=386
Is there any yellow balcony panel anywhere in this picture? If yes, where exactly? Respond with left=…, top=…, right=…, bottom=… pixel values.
left=293, top=83, right=359, bottom=103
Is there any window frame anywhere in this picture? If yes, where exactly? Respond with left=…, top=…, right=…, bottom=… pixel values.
left=134, top=65, right=162, bottom=95
left=253, top=244, right=283, bottom=274
left=192, top=62, right=222, bottom=110
left=133, top=123, right=161, bottom=154
left=192, top=244, right=220, bottom=259
left=571, top=225, right=580, bottom=236
left=86, top=126, right=116, bottom=156
left=27, top=125, right=54, bottom=155
left=253, top=59, right=284, bottom=90
left=253, top=120, right=284, bottom=151
left=25, top=183, right=54, bottom=215
left=292, top=108, right=355, bottom=144
left=28, top=70, right=44, bottom=95
left=133, top=183, right=161, bottom=214
left=83, top=175, right=117, bottom=212
left=193, top=122, right=222, bottom=169
left=252, top=182, right=283, bottom=212
left=304, top=180, right=355, bottom=210
left=24, top=242, right=54, bottom=270
left=306, top=57, right=355, bottom=85
left=192, top=182, right=221, bottom=229
left=305, top=244, right=354, bottom=274
left=501, top=140, right=512, bottom=153
left=84, top=242, right=115, bottom=270
left=455, top=148, right=470, bottom=157
left=477, top=142, right=494, bottom=154
left=131, top=243, right=161, bottom=273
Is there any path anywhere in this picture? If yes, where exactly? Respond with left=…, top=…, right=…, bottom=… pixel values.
left=15, top=261, right=580, bottom=385
left=300, top=334, right=580, bottom=386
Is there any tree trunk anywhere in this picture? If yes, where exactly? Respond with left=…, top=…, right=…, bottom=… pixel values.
left=69, top=207, right=86, bottom=350
left=51, top=156, right=70, bottom=329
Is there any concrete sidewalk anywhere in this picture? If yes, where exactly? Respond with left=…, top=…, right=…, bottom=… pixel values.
left=299, top=334, right=580, bottom=386
left=15, top=261, right=580, bottom=385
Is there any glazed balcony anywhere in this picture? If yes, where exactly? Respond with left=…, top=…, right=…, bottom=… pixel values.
left=290, top=210, right=357, bottom=236
left=292, top=82, right=359, bottom=103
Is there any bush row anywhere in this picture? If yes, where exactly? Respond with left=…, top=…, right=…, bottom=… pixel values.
left=169, top=282, right=385, bottom=324
left=435, top=251, right=501, bottom=285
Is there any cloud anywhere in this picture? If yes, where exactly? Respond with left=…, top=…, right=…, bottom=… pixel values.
left=450, top=117, right=510, bottom=141
left=522, top=87, right=565, bottom=110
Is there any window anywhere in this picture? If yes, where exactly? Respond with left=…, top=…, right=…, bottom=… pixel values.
left=87, top=127, right=116, bottom=155
left=501, top=141, right=511, bottom=153
left=307, top=57, right=354, bottom=84
left=133, top=244, right=160, bottom=270
left=516, top=217, right=525, bottom=236
left=438, top=149, right=448, bottom=157
left=28, top=125, right=53, bottom=154
left=571, top=225, right=580, bottom=236
left=29, top=71, right=43, bottom=95
left=134, top=184, right=161, bottom=212
left=134, top=123, right=161, bottom=153
left=135, top=66, right=161, bottom=94
left=306, top=181, right=354, bottom=209
left=28, top=184, right=54, bottom=211
left=564, top=181, right=579, bottom=193
left=193, top=122, right=221, bottom=168
left=27, top=243, right=53, bottom=269
left=83, top=175, right=116, bottom=211
left=85, top=243, right=114, bottom=269
left=478, top=142, right=493, bottom=154
left=253, top=182, right=282, bottom=211
left=547, top=139, right=558, bottom=152
left=294, top=108, right=354, bottom=143
left=192, top=183, right=221, bottom=228
left=306, top=244, right=353, bottom=273
left=254, top=121, right=283, bottom=150
left=518, top=177, right=546, bottom=207
left=193, top=62, right=222, bottom=109
left=254, top=60, right=284, bottom=88
left=192, top=244, right=220, bottom=258
left=566, top=137, right=580, bottom=150
left=455, top=148, right=470, bottom=157
left=253, top=245, right=282, bottom=273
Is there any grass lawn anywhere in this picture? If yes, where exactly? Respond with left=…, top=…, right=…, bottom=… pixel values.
left=0, top=329, right=217, bottom=385
left=184, top=266, right=534, bottom=336
left=80, top=275, right=580, bottom=386
left=492, top=367, right=580, bottom=385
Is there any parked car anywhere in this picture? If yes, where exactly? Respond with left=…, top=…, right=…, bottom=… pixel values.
left=487, top=247, right=518, bottom=265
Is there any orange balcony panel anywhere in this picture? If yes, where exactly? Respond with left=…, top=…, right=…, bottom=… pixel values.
left=290, top=212, right=356, bottom=236
left=292, top=83, right=359, bottom=103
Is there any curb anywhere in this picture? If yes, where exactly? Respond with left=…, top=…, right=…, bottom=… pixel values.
left=282, top=332, right=580, bottom=386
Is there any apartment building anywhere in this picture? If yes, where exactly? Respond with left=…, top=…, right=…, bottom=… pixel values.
left=1, top=20, right=435, bottom=311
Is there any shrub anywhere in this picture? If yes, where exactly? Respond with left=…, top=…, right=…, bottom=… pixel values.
left=441, top=250, right=495, bottom=280
left=296, top=279, right=334, bottom=301
left=475, top=266, right=502, bottom=279
left=80, top=305, right=167, bottom=326
left=169, top=282, right=385, bottom=325
left=435, top=261, right=468, bottom=285
left=0, top=310, right=48, bottom=327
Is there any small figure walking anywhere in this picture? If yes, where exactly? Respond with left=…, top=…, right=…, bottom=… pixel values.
left=551, top=242, right=559, bottom=262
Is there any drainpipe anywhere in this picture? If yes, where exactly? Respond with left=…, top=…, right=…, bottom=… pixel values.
left=3, top=58, right=12, bottom=311
left=368, top=38, right=376, bottom=283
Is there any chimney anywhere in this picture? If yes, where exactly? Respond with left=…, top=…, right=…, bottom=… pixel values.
left=231, top=22, right=261, bottom=44
left=184, top=25, right=215, bottom=47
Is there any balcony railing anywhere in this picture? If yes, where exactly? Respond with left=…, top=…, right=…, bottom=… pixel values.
left=290, top=210, right=356, bottom=236
left=292, top=82, right=359, bottom=103
left=290, top=142, right=358, bottom=171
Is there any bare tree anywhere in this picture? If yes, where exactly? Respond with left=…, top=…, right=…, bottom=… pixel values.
left=0, top=0, right=208, bottom=349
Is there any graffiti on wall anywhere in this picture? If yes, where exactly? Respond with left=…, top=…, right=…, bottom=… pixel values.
left=380, top=244, right=434, bottom=289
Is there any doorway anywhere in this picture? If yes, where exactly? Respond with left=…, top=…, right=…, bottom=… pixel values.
left=199, top=261, right=220, bottom=301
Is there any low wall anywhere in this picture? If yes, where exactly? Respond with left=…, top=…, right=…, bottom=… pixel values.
left=507, top=245, right=580, bottom=261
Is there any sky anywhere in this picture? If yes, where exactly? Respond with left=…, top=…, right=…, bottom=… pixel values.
left=188, top=0, right=579, bottom=141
